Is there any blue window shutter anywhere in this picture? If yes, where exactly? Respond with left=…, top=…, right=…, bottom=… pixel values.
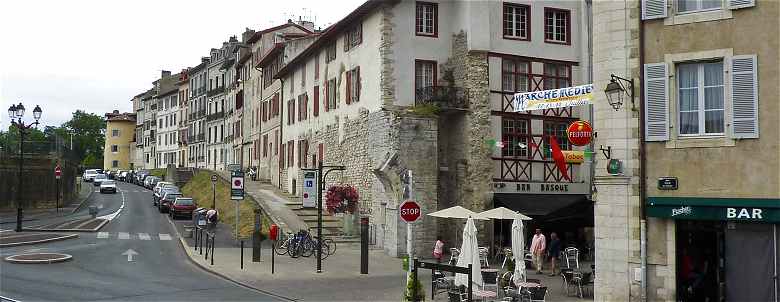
left=642, top=0, right=667, bottom=20
left=730, top=55, right=759, bottom=139
left=644, top=63, right=669, bottom=142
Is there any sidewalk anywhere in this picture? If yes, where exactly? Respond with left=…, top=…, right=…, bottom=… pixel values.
left=170, top=217, right=417, bottom=301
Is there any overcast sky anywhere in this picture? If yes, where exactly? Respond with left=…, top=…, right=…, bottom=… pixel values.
left=0, top=0, right=364, bottom=131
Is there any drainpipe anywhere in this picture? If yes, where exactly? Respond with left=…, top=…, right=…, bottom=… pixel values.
left=278, top=79, right=284, bottom=190
left=638, top=5, right=648, bottom=302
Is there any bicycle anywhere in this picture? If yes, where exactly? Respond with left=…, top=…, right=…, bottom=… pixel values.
left=274, top=232, right=294, bottom=256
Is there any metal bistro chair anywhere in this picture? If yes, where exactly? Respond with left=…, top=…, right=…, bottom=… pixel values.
left=501, top=248, right=513, bottom=269
left=449, top=248, right=461, bottom=265
left=527, top=286, right=548, bottom=302
left=478, top=247, right=490, bottom=268
left=564, top=247, right=579, bottom=269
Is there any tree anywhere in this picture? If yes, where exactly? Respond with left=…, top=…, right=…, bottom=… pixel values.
left=61, top=110, right=106, bottom=167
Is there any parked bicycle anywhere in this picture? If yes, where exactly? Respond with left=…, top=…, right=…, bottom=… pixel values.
left=273, top=229, right=336, bottom=259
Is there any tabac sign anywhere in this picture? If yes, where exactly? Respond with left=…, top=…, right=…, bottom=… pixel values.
left=512, top=84, right=594, bottom=112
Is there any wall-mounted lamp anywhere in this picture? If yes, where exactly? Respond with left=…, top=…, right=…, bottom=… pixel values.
left=599, top=145, right=612, bottom=159
left=604, top=74, right=634, bottom=111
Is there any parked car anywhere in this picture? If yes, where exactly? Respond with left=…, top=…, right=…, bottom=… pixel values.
left=93, top=174, right=108, bottom=186
left=100, top=180, right=117, bottom=194
left=143, top=176, right=158, bottom=189
left=83, top=169, right=99, bottom=182
left=155, top=186, right=180, bottom=206
left=134, top=171, right=149, bottom=185
left=169, top=197, right=196, bottom=219
left=153, top=182, right=175, bottom=204
left=149, top=177, right=161, bottom=189
left=158, top=191, right=183, bottom=213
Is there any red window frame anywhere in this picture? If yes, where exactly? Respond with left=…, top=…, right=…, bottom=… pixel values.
left=543, top=7, right=571, bottom=45
left=501, top=58, right=531, bottom=92
left=287, top=140, right=294, bottom=168
left=503, top=3, right=531, bottom=41
left=318, top=143, right=324, bottom=165
left=314, top=54, right=320, bottom=80
left=263, top=134, right=268, bottom=157
left=313, top=85, right=320, bottom=116
left=415, top=1, right=438, bottom=38
left=542, top=63, right=572, bottom=90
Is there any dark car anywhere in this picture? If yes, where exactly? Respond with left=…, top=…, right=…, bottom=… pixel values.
left=169, top=197, right=196, bottom=219
left=158, top=192, right=183, bottom=213
left=153, top=184, right=178, bottom=206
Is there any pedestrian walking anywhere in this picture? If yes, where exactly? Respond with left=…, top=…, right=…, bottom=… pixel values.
left=548, top=232, right=561, bottom=276
left=530, top=228, right=546, bottom=274
left=433, top=237, right=444, bottom=263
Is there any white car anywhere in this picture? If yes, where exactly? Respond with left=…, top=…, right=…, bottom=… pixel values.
left=83, top=169, right=99, bottom=182
left=100, top=180, right=117, bottom=194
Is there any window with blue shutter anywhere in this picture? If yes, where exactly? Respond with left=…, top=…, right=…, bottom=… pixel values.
left=642, top=0, right=667, bottom=20
left=730, top=55, right=758, bottom=139
left=644, top=63, right=669, bottom=141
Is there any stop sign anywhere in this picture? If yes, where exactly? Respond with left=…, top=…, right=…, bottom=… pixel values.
left=399, top=200, right=421, bottom=223
left=54, top=165, right=62, bottom=179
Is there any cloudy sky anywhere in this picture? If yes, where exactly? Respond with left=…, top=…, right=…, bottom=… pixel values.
left=0, top=0, right=363, bottom=131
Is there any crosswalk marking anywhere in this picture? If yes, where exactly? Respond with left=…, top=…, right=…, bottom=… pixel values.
left=97, top=232, right=109, bottom=239
left=138, top=233, right=151, bottom=240
left=94, top=232, right=177, bottom=241
left=159, top=234, right=172, bottom=241
left=118, top=232, right=130, bottom=240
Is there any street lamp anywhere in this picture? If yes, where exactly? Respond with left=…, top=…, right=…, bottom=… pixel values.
left=604, top=74, right=634, bottom=111
left=302, top=163, right=346, bottom=273
left=8, top=102, right=42, bottom=232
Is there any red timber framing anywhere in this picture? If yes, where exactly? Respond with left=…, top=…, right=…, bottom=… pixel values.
left=488, top=52, right=578, bottom=183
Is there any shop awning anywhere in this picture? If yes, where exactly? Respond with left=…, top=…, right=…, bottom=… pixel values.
left=494, top=193, right=588, bottom=216
left=647, top=197, right=780, bottom=223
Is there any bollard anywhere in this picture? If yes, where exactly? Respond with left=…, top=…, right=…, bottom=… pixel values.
left=360, top=217, right=369, bottom=274
left=253, top=209, right=262, bottom=262
left=411, top=258, right=419, bottom=302
left=205, top=233, right=209, bottom=260
left=240, top=240, right=244, bottom=270
left=210, top=234, right=215, bottom=266
left=271, top=240, right=275, bottom=274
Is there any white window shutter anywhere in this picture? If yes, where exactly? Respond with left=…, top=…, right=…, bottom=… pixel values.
left=644, top=63, right=669, bottom=142
left=730, top=55, right=759, bottom=139
left=642, top=0, right=667, bottom=20
left=728, top=0, right=755, bottom=9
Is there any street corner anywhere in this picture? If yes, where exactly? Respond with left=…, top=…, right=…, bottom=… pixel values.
left=0, top=232, right=79, bottom=248
left=25, top=217, right=108, bottom=232
left=4, top=252, right=73, bottom=264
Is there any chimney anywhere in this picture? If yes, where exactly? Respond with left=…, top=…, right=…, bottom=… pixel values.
left=113, top=110, right=120, bottom=114
left=161, top=70, right=171, bottom=78
left=298, top=20, right=315, bottom=32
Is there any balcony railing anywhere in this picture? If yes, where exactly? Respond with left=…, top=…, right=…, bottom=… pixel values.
left=207, top=86, right=225, bottom=97
left=206, top=111, right=225, bottom=122
left=197, top=155, right=205, bottom=162
left=414, top=86, right=469, bottom=110
left=197, top=133, right=205, bottom=141
left=187, top=135, right=196, bottom=142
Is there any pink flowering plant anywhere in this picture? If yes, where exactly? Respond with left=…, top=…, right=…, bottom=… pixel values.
left=325, top=185, right=360, bottom=214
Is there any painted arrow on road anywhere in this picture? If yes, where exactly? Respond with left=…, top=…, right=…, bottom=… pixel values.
left=122, top=249, right=138, bottom=262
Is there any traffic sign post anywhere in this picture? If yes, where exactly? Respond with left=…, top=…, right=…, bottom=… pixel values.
left=211, top=174, right=218, bottom=209
left=54, top=165, right=61, bottom=213
left=231, top=171, right=245, bottom=242
left=400, top=170, right=415, bottom=272
left=302, top=171, right=317, bottom=208
left=400, top=200, right=421, bottom=223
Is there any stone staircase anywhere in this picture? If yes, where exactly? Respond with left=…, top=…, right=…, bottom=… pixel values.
left=255, top=178, right=360, bottom=245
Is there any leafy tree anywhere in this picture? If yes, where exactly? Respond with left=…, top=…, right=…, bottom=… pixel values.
left=61, top=110, right=106, bottom=167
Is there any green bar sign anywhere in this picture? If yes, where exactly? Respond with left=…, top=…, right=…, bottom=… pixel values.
left=647, top=197, right=780, bottom=223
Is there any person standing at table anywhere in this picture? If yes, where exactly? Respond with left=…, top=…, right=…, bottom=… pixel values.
left=432, top=237, right=444, bottom=263
left=548, top=232, right=561, bottom=276
left=530, top=228, right=546, bottom=274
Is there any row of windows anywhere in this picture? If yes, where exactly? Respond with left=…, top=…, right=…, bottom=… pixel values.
left=416, top=2, right=572, bottom=45
left=501, top=119, right=571, bottom=159
left=158, top=114, right=177, bottom=129
left=286, top=69, right=359, bottom=126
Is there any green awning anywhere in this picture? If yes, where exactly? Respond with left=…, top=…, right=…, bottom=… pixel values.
left=647, top=197, right=780, bottom=223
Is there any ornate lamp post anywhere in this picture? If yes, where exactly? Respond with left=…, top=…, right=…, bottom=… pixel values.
left=8, top=102, right=42, bottom=232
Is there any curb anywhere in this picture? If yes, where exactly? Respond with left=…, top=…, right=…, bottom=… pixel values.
left=4, top=253, right=73, bottom=264
left=72, top=184, right=95, bottom=214
left=166, top=216, right=296, bottom=302
left=0, top=234, right=79, bottom=248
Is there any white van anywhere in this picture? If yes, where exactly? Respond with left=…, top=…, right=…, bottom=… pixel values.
left=83, top=169, right=99, bottom=182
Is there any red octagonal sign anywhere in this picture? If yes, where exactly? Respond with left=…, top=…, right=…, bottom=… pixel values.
left=399, top=200, right=421, bottom=223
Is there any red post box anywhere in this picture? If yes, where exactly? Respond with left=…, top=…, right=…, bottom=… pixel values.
left=270, top=224, right=279, bottom=241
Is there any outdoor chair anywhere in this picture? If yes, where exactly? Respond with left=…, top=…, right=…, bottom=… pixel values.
left=527, top=286, right=547, bottom=302
left=478, top=247, right=490, bottom=267
left=573, top=272, right=593, bottom=298
left=482, top=270, right=500, bottom=296
left=564, top=247, right=579, bottom=269
left=449, top=248, right=460, bottom=265
left=501, top=248, right=513, bottom=269
left=560, top=268, right=576, bottom=295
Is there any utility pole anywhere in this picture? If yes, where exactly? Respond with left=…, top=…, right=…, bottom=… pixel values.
left=402, top=170, right=413, bottom=269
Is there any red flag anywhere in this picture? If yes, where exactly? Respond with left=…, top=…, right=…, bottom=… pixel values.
left=549, top=136, right=571, bottom=181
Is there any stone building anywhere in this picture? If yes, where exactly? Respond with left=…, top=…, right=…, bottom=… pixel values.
left=272, top=0, right=592, bottom=256
left=187, top=58, right=210, bottom=169
left=131, top=90, right=150, bottom=169
left=205, top=40, right=234, bottom=171
left=103, top=110, right=137, bottom=170
left=155, top=72, right=181, bottom=168
left=177, top=70, right=189, bottom=167
left=593, top=0, right=779, bottom=301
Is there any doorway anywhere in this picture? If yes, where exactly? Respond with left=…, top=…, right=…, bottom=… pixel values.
left=676, top=220, right=724, bottom=302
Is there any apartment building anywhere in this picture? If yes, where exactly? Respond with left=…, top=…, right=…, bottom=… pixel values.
left=177, top=71, right=189, bottom=168
left=252, top=22, right=316, bottom=182
left=187, top=58, right=210, bottom=169
left=273, top=0, right=591, bottom=255
left=593, top=0, right=779, bottom=301
left=103, top=111, right=137, bottom=170
left=155, top=73, right=181, bottom=168
left=131, top=90, right=150, bottom=169
left=205, top=39, right=237, bottom=171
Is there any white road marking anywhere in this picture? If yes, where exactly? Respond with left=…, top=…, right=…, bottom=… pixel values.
left=118, top=232, right=130, bottom=240
left=94, top=190, right=100, bottom=192
left=158, top=234, right=172, bottom=241
left=97, top=190, right=126, bottom=221
left=138, top=233, right=151, bottom=240
left=97, top=232, right=109, bottom=239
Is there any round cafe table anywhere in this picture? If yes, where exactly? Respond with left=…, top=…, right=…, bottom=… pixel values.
left=516, top=282, right=540, bottom=288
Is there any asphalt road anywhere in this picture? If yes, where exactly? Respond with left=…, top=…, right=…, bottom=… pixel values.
left=0, top=181, right=284, bottom=302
